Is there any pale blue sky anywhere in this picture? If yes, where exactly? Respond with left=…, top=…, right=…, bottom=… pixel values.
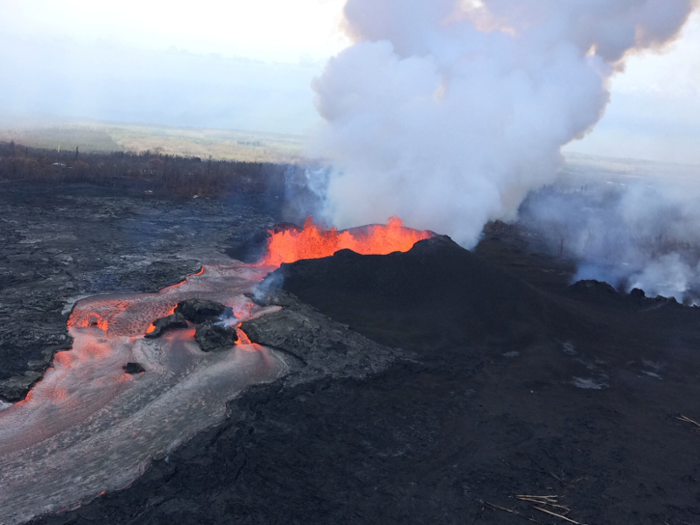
left=565, top=11, right=700, bottom=165
left=0, top=0, right=698, bottom=164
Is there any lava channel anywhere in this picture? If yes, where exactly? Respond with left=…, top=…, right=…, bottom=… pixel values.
left=0, top=217, right=432, bottom=525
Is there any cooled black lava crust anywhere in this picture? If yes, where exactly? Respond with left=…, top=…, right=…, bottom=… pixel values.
left=29, top=228, right=700, bottom=525
left=0, top=181, right=284, bottom=401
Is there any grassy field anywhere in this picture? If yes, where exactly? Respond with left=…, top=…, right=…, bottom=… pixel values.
left=0, top=120, right=305, bottom=164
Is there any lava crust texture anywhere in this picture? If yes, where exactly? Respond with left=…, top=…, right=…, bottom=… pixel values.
left=28, top=234, right=700, bottom=525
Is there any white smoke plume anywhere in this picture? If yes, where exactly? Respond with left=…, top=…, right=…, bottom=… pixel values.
left=308, top=0, right=696, bottom=247
left=520, top=162, right=700, bottom=302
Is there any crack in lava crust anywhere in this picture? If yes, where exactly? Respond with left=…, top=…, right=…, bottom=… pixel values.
left=0, top=217, right=431, bottom=525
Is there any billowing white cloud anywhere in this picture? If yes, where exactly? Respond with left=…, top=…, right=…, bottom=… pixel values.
left=308, top=0, right=698, bottom=246
left=0, top=0, right=698, bottom=165
left=566, top=11, right=700, bottom=164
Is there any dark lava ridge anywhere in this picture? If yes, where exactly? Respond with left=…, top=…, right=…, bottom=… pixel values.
left=174, top=299, right=228, bottom=324
left=144, top=312, right=188, bottom=339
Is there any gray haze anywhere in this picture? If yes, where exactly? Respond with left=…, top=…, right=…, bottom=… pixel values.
left=0, top=35, right=321, bottom=134
left=521, top=155, right=700, bottom=302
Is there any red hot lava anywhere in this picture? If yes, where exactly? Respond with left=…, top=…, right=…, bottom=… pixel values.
left=1, top=216, right=435, bottom=525
left=258, top=216, right=433, bottom=267
left=65, top=216, right=431, bottom=341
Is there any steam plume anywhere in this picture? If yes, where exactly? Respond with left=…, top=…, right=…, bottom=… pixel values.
left=308, top=0, right=696, bottom=247
left=519, top=160, right=700, bottom=302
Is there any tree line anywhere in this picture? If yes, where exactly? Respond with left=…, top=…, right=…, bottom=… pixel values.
left=0, top=141, right=289, bottom=197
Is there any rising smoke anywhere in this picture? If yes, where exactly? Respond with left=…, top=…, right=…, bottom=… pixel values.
left=308, top=0, right=697, bottom=248
left=519, top=158, right=700, bottom=302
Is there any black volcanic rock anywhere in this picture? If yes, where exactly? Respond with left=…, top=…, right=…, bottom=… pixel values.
left=226, top=222, right=303, bottom=263
left=175, top=299, right=227, bottom=324
left=144, top=312, right=188, bottom=338
left=225, top=229, right=270, bottom=263
left=273, top=235, right=576, bottom=352
left=123, top=362, right=145, bottom=374
left=242, top=291, right=402, bottom=384
left=194, top=321, right=238, bottom=352
left=566, top=279, right=622, bottom=306
left=25, top=226, right=700, bottom=525
left=570, top=279, right=618, bottom=294
left=0, top=181, right=285, bottom=403
left=0, top=370, right=44, bottom=402
left=630, top=287, right=646, bottom=299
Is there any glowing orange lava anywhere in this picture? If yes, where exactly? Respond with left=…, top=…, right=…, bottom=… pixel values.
left=67, top=313, right=109, bottom=332
left=61, top=217, right=429, bottom=346
left=258, top=216, right=432, bottom=267
left=235, top=327, right=252, bottom=345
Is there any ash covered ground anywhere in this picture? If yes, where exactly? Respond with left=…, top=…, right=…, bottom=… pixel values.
left=1, top=180, right=700, bottom=524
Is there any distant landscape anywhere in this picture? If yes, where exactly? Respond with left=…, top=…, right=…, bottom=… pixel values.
left=0, top=130, right=302, bottom=198
left=0, top=119, right=305, bottom=164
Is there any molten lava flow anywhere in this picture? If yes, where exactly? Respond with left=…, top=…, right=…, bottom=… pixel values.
left=65, top=218, right=429, bottom=341
left=68, top=313, right=110, bottom=332
left=235, top=327, right=252, bottom=345
left=259, top=216, right=432, bottom=267
left=0, top=217, right=431, bottom=522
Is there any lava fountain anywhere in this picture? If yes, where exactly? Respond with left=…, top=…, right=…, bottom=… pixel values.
left=261, top=216, right=432, bottom=266
left=0, top=217, right=432, bottom=524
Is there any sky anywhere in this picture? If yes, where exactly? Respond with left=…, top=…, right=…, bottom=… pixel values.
left=0, top=0, right=699, bottom=164
left=566, top=9, right=700, bottom=165
left=0, top=0, right=349, bottom=63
